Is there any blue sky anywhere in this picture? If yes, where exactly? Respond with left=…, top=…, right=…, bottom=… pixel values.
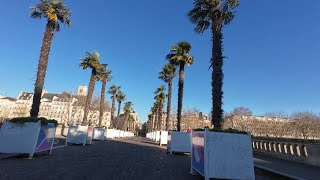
left=1, top=0, right=320, bottom=122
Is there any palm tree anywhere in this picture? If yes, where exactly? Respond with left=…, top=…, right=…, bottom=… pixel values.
left=123, top=101, right=132, bottom=130
left=167, top=41, right=194, bottom=131
left=97, top=64, right=112, bottom=127
left=80, top=51, right=102, bottom=125
left=159, top=63, right=176, bottom=130
left=30, top=0, right=71, bottom=117
left=108, top=85, right=120, bottom=128
left=188, top=0, right=239, bottom=128
left=154, top=85, right=166, bottom=130
left=116, top=91, right=126, bottom=128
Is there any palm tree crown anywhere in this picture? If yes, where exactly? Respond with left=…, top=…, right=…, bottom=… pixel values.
left=158, top=63, right=177, bottom=82
left=117, top=91, right=126, bottom=104
left=168, top=41, right=194, bottom=66
left=80, top=51, right=102, bottom=71
left=188, top=0, right=239, bottom=33
left=30, top=0, right=71, bottom=31
left=97, top=64, right=112, bottom=82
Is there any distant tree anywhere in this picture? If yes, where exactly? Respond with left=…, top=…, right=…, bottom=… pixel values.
left=167, top=41, right=194, bottom=131
left=291, top=111, right=320, bottom=139
left=159, top=63, right=177, bottom=130
left=188, top=0, right=239, bottom=128
left=108, top=85, right=120, bottom=128
left=97, top=64, right=112, bottom=127
left=30, top=0, right=71, bottom=117
left=80, top=51, right=102, bottom=125
left=154, top=85, right=166, bottom=130
left=229, top=106, right=253, bottom=116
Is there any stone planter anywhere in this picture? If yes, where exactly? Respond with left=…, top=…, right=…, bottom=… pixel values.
left=167, top=131, right=191, bottom=154
left=191, top=130, right=255, bottom=180
left=66, top=125, right=93, bottom=146
left=160, top=131, right=168, bottom=146
left=0, top=121, right=56, bottom=158
left=93, top=128, right=105, bottom=141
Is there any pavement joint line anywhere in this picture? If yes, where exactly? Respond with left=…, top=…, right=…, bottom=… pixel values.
left=254, top=164, right=307, bottom=180
left=52, top=145, right=66, bottom=149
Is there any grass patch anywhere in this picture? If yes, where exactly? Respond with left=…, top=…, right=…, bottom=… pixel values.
left=10, top=117, right=58, bottom=126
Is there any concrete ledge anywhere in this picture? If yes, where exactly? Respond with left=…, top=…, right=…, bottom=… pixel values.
left=254, top=164, right=306, bottom=180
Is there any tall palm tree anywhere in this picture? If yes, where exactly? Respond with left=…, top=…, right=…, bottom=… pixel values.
left=154, top=85, right=166, bottom=130
left=30, top=0, right=71, bottom=117
left=188, top=0, right=239, bottom=128
left=108, top=85, right=120, bottom=128
left=80, top=51, right=102, bottom=125
left=159, top=63, right=176, bottom=130
left=97, top=64, right=112, bottom=127
left=123, top=101, right=132, bottom=130
left=167, top=41, right=194, bottom=131
left=116, top=91, right=126, bottom=128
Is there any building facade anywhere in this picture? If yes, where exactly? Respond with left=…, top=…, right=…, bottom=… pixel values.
left=0, top=86, right=112, bottom=127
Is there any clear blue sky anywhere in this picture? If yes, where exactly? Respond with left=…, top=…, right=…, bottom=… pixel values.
left=1, top=0, right=320, bottom=122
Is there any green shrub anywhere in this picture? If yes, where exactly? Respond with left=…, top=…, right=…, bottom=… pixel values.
left=10, top=117, right=58, bottom=126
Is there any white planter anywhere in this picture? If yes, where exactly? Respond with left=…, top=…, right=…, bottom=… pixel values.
left=167, top=131, right=191, bottom=153
left=105, top=129, right=114, bottom=139
left=93, top=128, right=105, bottom=141
left=160, top=131, right=168, bottom=146
left=66, top=125, right=93, bottom=146
left=152, top=131, right=156, bottom=141
left=155, top=131, right=160, bottom=142
left=114, top=130, right=120, bottom=138
left=191, top=130, right=255, bottom=180
left=0, top=121, right=56, bottom=158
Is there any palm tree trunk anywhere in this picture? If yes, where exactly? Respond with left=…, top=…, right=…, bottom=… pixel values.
left=177, top=62, right=185, bottom=131
left=83, top=69, right=97, bottom=125
left=211, top=25, right=224, bottom=129
left=116, top=101, right=121, bottom=128
left=30, top=22, right=55, bottom=118
left=98, top=78, right=106, bottom=127
left=110, top=93, right=116, bottom=128
left=166, top=79, right=173, bottom=130
left=158, top=103, right=163, bottom=130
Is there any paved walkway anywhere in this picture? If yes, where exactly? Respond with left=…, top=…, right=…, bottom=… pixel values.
left=0, top=137, right=284, bottom=180
left=254, top=152, right=320, bottom=180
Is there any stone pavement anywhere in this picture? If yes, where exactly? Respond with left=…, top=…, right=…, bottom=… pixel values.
left=0, top=137, right=285, bottom=180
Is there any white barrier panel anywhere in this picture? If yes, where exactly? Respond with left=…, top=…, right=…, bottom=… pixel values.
left=93, top=128, right=105, bottom=141
left=191, top=130, right=255, bottom=180
left=160, top=131, right=168, bottom=146
left=155, top=131, right=160, bottom=142
left=167, top=131, right=191, bottom=153
left=0, top=121, right=56, bottom=158
left=152, top=132, right=156, bottom=141
left=66, top=125, right=93, bottom=146
left=105, top=129, right=114, bottom=139
left=120, top=131, right=124, bottom=138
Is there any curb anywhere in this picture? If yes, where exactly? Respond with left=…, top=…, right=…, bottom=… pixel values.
left=254, top=164, right=307, bottom=180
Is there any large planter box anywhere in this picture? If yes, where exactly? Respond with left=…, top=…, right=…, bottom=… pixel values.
left=167, top=131, right=191, bottom=154
left=93, top=128, right=105, bottom=141
left=0, top=121, right=56, bottom=158
left=160, top=131, right=168, bottom=146
left=155, top=131, right=160, bottom=142
left=105, top=129, right=114, bottom=139
left=191, top=130, right=255, bottom=180
left=152, top=131, right=156, bottom=141
left=66, top=125, right=93, bottom=146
